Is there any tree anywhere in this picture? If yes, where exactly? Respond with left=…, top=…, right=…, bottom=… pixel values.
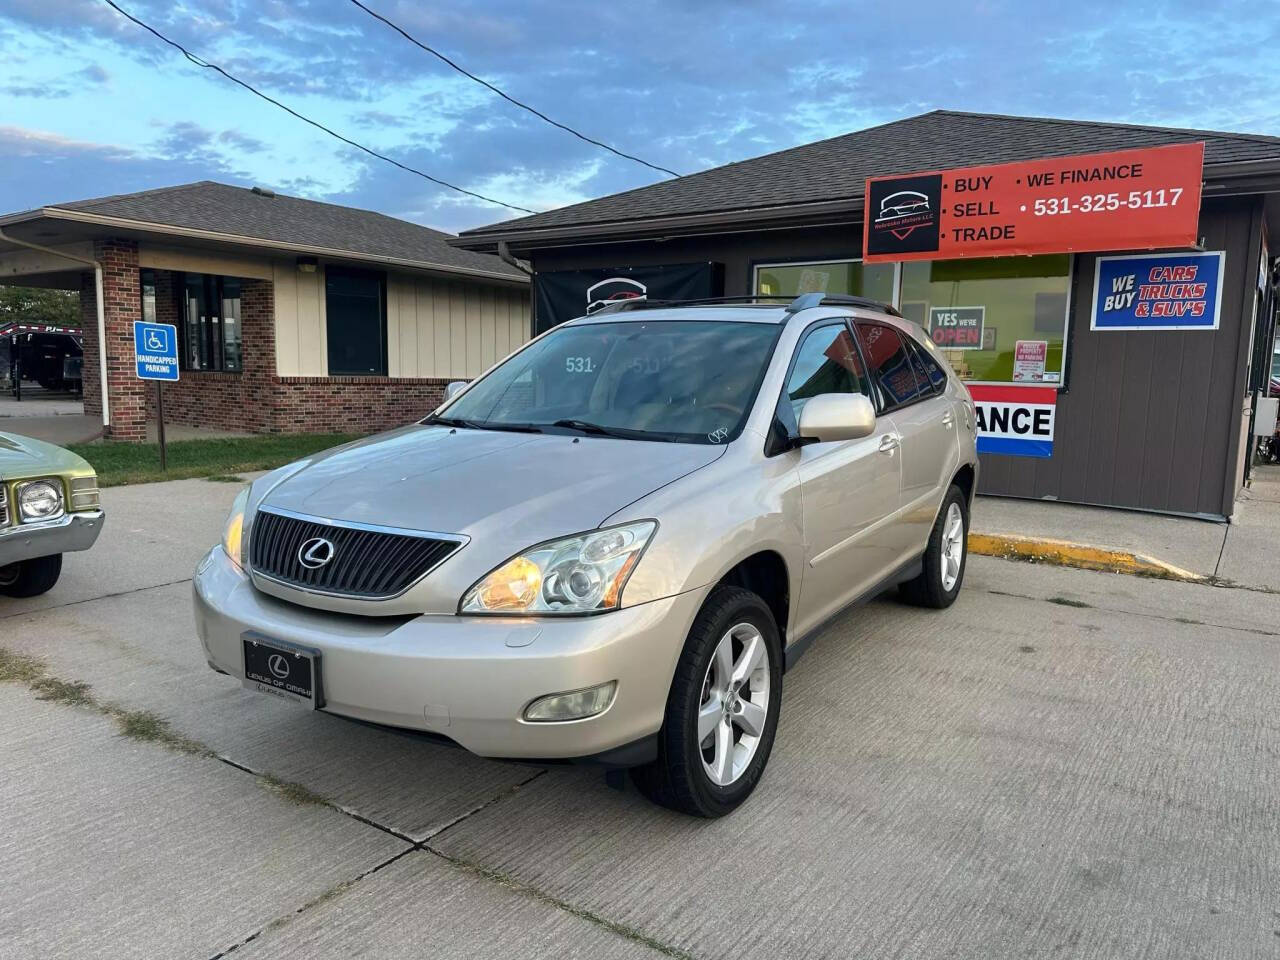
left=0, top=285, right=80, bottom=327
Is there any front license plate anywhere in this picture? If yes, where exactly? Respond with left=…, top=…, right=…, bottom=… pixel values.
left=241, top=632, right=323, bottom=709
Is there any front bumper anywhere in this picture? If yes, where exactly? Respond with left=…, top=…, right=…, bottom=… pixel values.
left=193, top=546, right=706, bottom=760
left=0, top=510, right=104, bottom=566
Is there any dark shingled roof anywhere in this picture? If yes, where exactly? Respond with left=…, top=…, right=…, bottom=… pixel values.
left=459, top=109, right=1280, bottom=240
left=42, top=180, right=525, bottom=280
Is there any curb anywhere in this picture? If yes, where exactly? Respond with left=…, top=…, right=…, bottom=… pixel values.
left=968, top=532, right=1210, bottom=584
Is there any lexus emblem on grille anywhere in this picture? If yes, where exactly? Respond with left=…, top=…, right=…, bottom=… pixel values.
left=298, top=537, right=336, bottom=569
left=267, top=654, right=291, bottom=680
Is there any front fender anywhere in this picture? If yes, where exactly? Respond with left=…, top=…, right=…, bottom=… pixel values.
left=605, top=440, right=804, bottom=633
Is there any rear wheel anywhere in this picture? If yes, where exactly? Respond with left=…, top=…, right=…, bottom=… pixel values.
left=631, top=585, right=782, bottom=817
left=0, top=554, right=63, bottom=598
left=899, top=484, right=967, bottom=608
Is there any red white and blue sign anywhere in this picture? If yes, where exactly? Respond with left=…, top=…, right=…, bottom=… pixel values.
left=968, top=385, right=1056, bottom=458
left=1090, top=251, right=1224, bottom=331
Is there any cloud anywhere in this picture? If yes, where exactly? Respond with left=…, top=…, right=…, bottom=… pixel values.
left=0, top=125, right=250, bottom=211
left=3, top=0, right=1280, bottom=236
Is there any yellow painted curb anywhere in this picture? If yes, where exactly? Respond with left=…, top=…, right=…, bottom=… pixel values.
left=968, top=532, right=1209, bottom=584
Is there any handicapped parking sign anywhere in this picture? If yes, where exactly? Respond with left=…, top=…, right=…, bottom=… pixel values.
left=133, top=321, right=180, bottom=381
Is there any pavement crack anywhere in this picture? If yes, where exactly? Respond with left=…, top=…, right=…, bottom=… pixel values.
left=0, top=576, right=193, bottom=620
left=424, top=768, right=547, bottom=841
left=984, top=588, right=1280, bottom=638
left=206, top=847, right=417, bottom=960
left=422, top=845, right=699, bottom=960
left=213, top=754, right=418, bottom=844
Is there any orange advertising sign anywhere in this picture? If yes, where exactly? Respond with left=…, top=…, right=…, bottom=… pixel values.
left=862, top=142, right=1204, bottom=263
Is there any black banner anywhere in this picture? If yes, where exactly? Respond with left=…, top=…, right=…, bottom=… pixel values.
left=533, top=262, right=723, bottom=334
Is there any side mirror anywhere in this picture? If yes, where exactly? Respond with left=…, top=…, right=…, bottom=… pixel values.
left=797, top=393, right=877, bottom=444
left=443, top=380, right=468, bottom=401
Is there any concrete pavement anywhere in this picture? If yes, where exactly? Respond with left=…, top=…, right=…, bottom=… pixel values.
left=2, top=476, right=1278, bottom=958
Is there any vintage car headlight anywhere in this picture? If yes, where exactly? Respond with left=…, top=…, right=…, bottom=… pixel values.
left=17, top=479, right=64, bottom=522
left=460, top=521, right=656, bottom=615
left=222, top=487, right=250, bottom=569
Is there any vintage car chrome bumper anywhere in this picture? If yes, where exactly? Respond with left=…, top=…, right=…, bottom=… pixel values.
left=0, top=510, right=104, bottom=566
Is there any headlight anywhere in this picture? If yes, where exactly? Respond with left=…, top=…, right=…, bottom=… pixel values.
left=222, top=487, right=250, bottom=569
left=460, top=521, right=656, bottom=615
left=17, top=479, right=64, bottom=522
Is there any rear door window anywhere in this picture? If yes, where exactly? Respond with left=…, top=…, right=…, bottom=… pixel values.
left=854, top=322, right=925, bottom=410
left=905, top=336, right=948, bottom=396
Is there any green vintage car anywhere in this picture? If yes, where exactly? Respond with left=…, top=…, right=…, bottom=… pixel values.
left=0, top=432, right=103, bottom=596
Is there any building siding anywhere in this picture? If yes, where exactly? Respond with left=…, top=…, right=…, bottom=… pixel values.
left=273, top=263, right=529, bottom=378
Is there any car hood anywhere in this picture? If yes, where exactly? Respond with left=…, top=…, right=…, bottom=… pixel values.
left=0, top=431, right=92, bottom=479
left=258, top=424, right=724, bottom=548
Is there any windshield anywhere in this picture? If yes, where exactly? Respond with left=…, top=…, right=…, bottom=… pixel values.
left=438, top=320, right=781, bottom=443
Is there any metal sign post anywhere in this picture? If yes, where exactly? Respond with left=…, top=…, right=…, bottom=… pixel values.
left=132, top=321, right=179, bottom=469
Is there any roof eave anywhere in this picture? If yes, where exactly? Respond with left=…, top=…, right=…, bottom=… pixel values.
left=450, top=195, right=870, bottom=254
left=451, top=158, right=1280, bottom=255
left=2, top=207, right=529, bottom=285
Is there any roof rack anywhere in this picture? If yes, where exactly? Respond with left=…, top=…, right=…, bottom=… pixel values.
left=591, top=295, right=790, bottom=315
left=784, top=293, right=902, bottom=317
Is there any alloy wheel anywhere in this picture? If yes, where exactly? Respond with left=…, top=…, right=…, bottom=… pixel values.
left=698, top=621, right=771, bottom=786
left=940, top=501, right=965, bottom=592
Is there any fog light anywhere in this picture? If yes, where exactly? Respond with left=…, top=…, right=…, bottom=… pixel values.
left=523, top=681, right=617, bottom=722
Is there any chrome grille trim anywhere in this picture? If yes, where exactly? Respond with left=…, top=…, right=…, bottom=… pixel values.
left=0, top=483, right=8, bottom=527
left=247, top=506, right=467, bottom=601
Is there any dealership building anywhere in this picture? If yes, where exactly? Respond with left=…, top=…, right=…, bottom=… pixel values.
left=456, top=110, right=1280, bottom=520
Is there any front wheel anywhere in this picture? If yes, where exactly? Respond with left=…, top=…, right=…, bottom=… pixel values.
left=899, top=484, right=968, bottom=608
left=0, top=554, right=63, bottom=598
left=630, top=585, right=782, bottom=817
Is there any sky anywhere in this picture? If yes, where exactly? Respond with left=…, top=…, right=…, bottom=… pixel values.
left=1, top=0, right=1277, bottom=235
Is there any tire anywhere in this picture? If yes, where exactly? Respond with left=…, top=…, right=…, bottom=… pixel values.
left=899, top=484, right=968, bottom=609
left=630, top=585, right=782, bottom=817
left=0, top=554, right=63, bottom=598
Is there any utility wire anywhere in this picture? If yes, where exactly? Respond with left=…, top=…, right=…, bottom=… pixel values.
left=99, top=0, right=539, bottom=214
left=347, top=0, right=682, bottom=180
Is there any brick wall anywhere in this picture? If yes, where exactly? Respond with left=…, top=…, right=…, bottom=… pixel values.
left=94, top=239, right=147, bottom=441
left=79, top=276, right=100, bottom=421
left=271, top=377, right=448, bottom=434
left=143, top=274, right=278, bottom=433
left=82, top=250, right=455, bottom=441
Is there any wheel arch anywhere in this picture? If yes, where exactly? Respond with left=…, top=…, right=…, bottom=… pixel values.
left=710, top=549, right=791, bottom=649
left=950, top=462, right=977, bottom=509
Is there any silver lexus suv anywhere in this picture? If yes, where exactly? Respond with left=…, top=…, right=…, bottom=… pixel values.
left=194, top=293, right=978, bottom=816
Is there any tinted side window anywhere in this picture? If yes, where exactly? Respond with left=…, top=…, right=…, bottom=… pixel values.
left=855, top=322, right=925, bottom=409
left=905, top=336, right=947, bottom=396
left=785, top=324, right=870, bottom=421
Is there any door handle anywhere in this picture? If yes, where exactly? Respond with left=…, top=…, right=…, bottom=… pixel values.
left=942, top=411, right=955, bottom=430
left=878, top=434, right=900, bottom=455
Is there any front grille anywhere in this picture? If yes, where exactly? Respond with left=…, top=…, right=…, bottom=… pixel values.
left=0, top=484, right=8, bottom=527
left=249, top=508, right=463, bottom=599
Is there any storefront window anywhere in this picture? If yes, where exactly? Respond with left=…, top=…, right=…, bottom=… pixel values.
left=755, top=259, right=897, bottom=304
left=181, top=273, right=243, bottom=372
left=899, top=255, right=1070, bottom=384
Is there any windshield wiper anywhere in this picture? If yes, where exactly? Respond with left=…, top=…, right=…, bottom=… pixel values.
left=549, top=419, right=654, bottom=440
left=423, top=414, right=542, bottom=433
left=422, top=414, right=475, bottom=428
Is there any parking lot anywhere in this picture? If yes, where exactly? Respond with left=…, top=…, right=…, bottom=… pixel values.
left=2, top=477, right=1278, bottom=960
